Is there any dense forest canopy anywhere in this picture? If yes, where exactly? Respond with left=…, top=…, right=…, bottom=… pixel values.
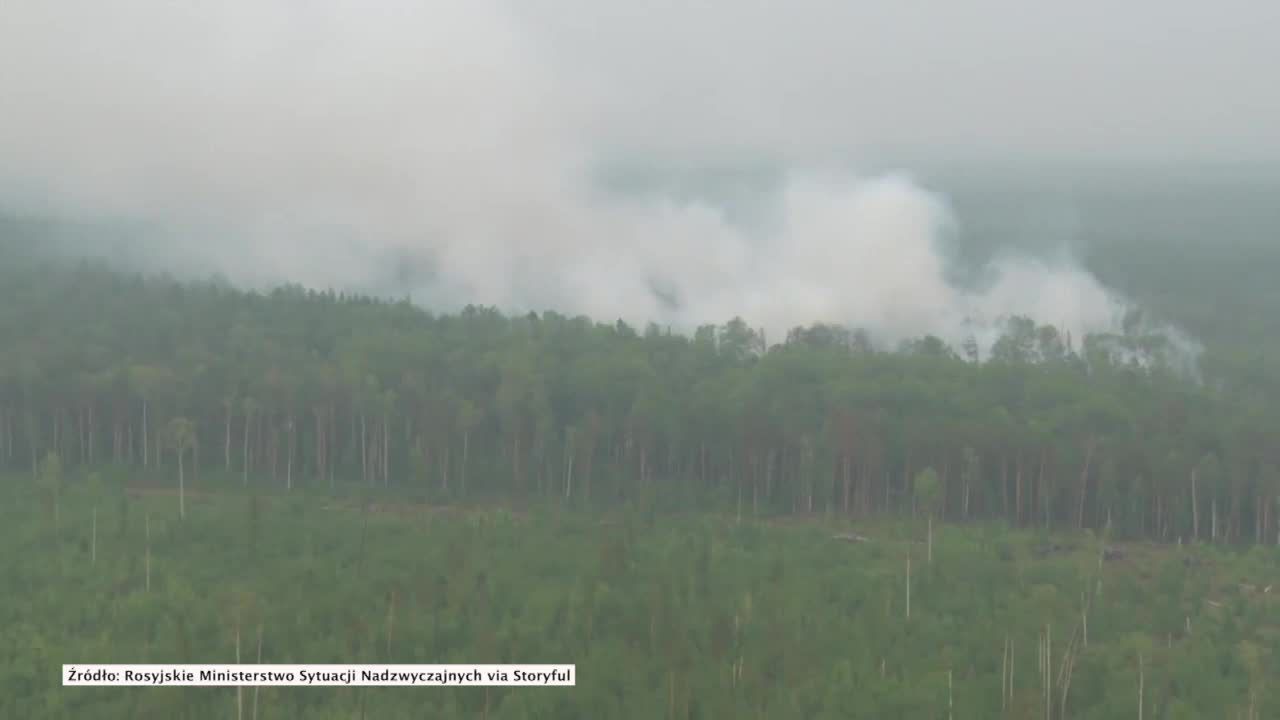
left=2, top=238, right=1277, bottom=545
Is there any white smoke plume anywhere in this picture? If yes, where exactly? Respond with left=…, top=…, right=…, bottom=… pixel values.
left=0, top=0, right=1210, bottom=355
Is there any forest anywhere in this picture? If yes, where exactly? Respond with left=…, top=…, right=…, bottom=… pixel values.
left=1, top=240, right=1278, bottom=543
left=1, top=238, right=1279, bottom=718
left=4, top=0, right=1280, bottom=714
left=7, top=476, right=1279, bottom=718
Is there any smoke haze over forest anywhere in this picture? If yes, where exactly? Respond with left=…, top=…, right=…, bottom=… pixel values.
left=2, top=0, right=1277, bottom=351
left=8, top=8, right=1280, bottom=716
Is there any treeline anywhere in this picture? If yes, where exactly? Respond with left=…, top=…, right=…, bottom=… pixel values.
left=1, top=255, right=1278, bottom=543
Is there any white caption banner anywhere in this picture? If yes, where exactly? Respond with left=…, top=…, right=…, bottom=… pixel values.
left=64, top=664, right=575, bottom=687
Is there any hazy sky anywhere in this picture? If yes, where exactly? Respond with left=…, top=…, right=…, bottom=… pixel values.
left=0, top=0, right=1259, bottom=354
left=518, top=0, right=1280, bottom=168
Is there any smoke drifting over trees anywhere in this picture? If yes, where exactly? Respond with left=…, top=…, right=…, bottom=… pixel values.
left=4, top=0, right=1263, bottom=353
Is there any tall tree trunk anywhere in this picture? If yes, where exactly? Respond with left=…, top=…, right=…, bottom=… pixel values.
left=1190, top=465, right=1200, bottom=541
left=927, top=514, right=933, bottom=564
left=142, top=400, right=149, bottom=468
left=252, top=624, right=262, bottom=720
left=235, top=612, right=243, bottom=720
left=242, top=410, right=251, bottom=486
left=1137, top=652, right=1144, bottom=720
left=583, top=435, right=594, bottom=503
left=1015, top=455, right=1024, bottom=526
left=328, top=404, right=336, bottom=489
left=461, top=430, right=470, bottom=497
left=842, top=455, right=851, bottom=515
left=360, top=414, right=368, bottom=485
left=1077, top=439, right=1096, bottom=529
left=942, top=456, right=950, bottom=520
left=1002, top=636, right=1008, bottom=711
left=752, top=456, right=759, bottom=517
left=905, top=551, right=911, bottom=620
left=225, top=405, right=232, bottom=472
left=313, top=408, right=325, bottom=485
left=178, top=448, right=186, bottom=520
left=1161, top=496, right=1168, bottom=541
left=565, top=445, right=574, bottom=499
left=28, top=410, right=38, bottom=478
left=440, top=445, right=450, bottom=491
left=1038, top=449, right=1048, bottom=528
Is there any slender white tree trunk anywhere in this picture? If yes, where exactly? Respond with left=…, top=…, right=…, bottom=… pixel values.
left=1002, top=636, right=1009, bottom=711
left=360, top=414, right=368, bottom=485
left=225, top=406, right=232, bottom=472
left=1009, top=638, right=1015, bottom=707
left=1138, top=652, right=1144, bottom=720
left=243, top=411, right=251, bottom=486
left=253, top=624, right=262, bottom=720
left=1046, top=624, right=1052, bottom=720
left=1191, top=467, right=1199, bottom=541
left=178, top=449, right=186, bottom=520
left=905, top=552, right=911, bottom=620
left=462, top=430, right=470, bottom=496
left=565, top=451, right=574, bottom=499
left=235, top=614, right=243, bottom=720
left=927, top=514, right=933, bottom=564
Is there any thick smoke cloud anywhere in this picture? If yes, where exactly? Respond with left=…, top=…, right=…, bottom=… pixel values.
left=0, top=0, right=1238, bottom=353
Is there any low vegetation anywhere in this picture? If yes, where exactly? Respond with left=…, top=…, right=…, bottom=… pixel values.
left=5, top=469, right=1278, bottom=718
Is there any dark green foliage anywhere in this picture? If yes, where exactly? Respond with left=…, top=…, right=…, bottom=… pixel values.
left=0, top=254, right=1278, bottom=545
